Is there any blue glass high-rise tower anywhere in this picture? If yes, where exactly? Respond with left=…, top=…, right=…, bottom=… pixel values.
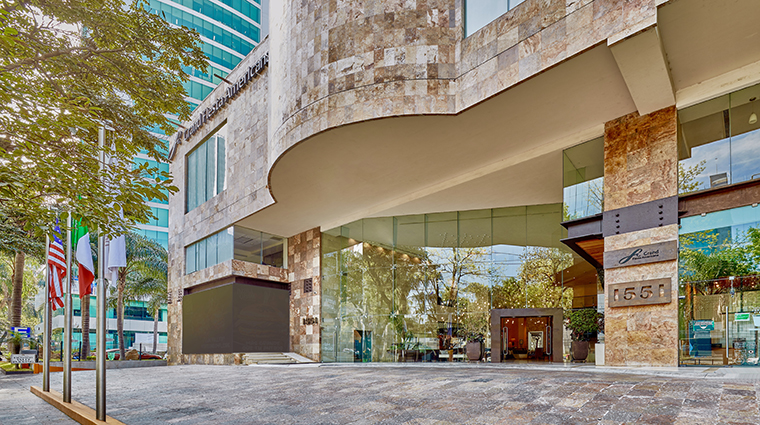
left=134, top=0, right=269, bottom=248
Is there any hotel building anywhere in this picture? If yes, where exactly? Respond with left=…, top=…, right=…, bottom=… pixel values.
left=167, top=0, right=760, bottom=367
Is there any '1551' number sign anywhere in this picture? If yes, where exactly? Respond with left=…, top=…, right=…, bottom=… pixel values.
left=608, top=278, right=672, bottom=308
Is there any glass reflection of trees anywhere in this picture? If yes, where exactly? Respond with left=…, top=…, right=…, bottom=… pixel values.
left=679, top=219, right=760, bottom=363
left=321, top=207, right=576, bottom=363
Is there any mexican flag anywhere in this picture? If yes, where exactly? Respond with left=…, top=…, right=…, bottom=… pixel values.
left=74, top=224, right=95, bottom=296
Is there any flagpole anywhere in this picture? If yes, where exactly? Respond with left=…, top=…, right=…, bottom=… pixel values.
left=96, top=126, right=107, bottom=420
left=43, top=234, right=51, bottom=392
left=63, top=215, right=73, bottom=402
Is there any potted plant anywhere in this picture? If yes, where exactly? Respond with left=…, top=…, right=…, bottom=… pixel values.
left=565, top=308, right=603, bottom=362
left=464, top=331, right=484, bottom=362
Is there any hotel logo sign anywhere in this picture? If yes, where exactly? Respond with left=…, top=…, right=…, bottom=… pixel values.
left=603, top=240, right=677, bottom=269
left=168, top=52, right=269, bottom=160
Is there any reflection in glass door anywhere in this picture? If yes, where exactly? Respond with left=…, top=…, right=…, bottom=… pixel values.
left=500, top=316, right=553, bottom=362
left=680, top=276, right=760, bottom=366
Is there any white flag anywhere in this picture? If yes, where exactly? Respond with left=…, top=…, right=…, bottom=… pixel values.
left=107, top=234, right=127, bottom=284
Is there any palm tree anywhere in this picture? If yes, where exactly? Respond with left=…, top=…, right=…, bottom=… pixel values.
left=126, top=253, right=167, bottom=354
left=110, top=232, right=167, bottom=360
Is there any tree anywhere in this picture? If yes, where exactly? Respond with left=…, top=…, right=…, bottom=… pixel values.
left=108, top=232, right=167, bottom=359
left=678, top=160, right=707, bottom=194
left=124, top=240, right=167, bottom=353
left=0, top=213, right=45, bottom=355
left=0, top=0, right=207, bottom=238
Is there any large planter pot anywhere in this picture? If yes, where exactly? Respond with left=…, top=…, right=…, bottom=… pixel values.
left=571, top=341, right=589, bottom=362
left=466, top=342, right=482, bottom=362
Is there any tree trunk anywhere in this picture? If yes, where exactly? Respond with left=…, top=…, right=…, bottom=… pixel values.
left=9, top=251, right=25, bottom=355
left=153, top=306, right=159, bottom=354
left=81, top=294, right=90, bottom=359
left=117, top=269, right=126, bottom=361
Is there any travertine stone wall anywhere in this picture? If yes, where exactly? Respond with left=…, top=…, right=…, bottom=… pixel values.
left=288, top=228, right=322, bottom=361
left=167, top=42, right=273, bottom=365
left=269, top=0, right=461, bottom=166
left=457, top=0, right=655, bottom=109
left=269, top=0, right=657, bottom=166
left=603, top=106, right=679, bottom=367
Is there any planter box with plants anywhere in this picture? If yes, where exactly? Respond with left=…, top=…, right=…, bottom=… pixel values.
left=565, top=308, right=604, bottom=362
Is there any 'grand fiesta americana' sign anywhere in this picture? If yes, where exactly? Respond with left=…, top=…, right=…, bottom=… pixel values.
left=603, top=240, right=677, bottom=269
left=168, top=52, right=269, bottom=160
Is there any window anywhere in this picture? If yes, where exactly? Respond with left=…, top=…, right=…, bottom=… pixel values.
left=464, top=0, right=526, bottom=37
left=562, top=137, right=604, bottom=220
left=186, top=123, right=227, bottom=212
left=185, top=226, right=286, bottom=274
left=678, top=82, right=760, bottom=194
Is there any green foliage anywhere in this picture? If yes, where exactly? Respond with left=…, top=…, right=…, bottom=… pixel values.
left=0, top=253, right=43, bottom=328
left=679, top=230, right=755, bottom=283
left=0, top=0, right=208, bottom=238
left=565, top=308, right=602, bottom=341
left=678, top=160, right=707, bottom=194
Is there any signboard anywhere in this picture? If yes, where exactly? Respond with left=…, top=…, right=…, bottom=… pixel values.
left=10, top=354, right=36, bottom=364
left=735, top=312, right=751, bottom=322
left=692, top=320, right=714, bottom=331
left=604, top=241, right=678, bottom=269
left=11, top=326, right=31, bottom=336
left=608, top=278, right=672, bottom=308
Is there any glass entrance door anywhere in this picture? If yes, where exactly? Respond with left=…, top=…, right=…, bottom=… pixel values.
left=500, top=316, right=553, bottom=362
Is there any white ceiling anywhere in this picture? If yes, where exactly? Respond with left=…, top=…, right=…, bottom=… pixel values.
left=239, top=45, right=636, bottom=236
left=659, top=0, right=760, bottom=91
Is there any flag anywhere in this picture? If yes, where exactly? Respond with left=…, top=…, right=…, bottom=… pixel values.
left=107, top=234, right=126, bottom=285
left=47, top=228, right=66, bottom=311
left=74, top=225, right=94, bottom=296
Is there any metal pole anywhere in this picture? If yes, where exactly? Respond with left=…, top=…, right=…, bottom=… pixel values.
left=725, top=305, right=730, bottom=365
left=96, top=126, right=107, bottom=420
left=63, top=215, right=72, bottom=402
left=43, top=235, right=51, bottom=392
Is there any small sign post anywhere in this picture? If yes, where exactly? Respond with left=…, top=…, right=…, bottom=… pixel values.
left=735, top=312, right=751, bottom=322
left=11, top=327, right=31, bottom=337
left=10, top=354, right=36, bottom=364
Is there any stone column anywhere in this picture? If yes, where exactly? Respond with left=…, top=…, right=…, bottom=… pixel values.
left=603, top=106, right=679, bottom=367
left=288, top=228, right=322, bottom=361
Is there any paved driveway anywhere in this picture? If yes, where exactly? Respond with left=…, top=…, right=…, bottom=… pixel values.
left=3, top=364, right=760, bottom=424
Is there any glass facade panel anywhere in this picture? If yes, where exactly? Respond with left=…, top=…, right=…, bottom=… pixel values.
left=464, top=0, right=527, bottom=37
left=186, top=123, right=227, bottom=212
left=563, top=137, right=604, bottom=220
left=678, top=82, right=760, bottom=194
left=679, top=205, right=760, bottom=366
left=322, top=206, right=589, bottom=363
left=186, top=225, right=285, bottom=274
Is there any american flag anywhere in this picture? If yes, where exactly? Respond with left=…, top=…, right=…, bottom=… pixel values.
left=48, top=231, right=66, bottom=311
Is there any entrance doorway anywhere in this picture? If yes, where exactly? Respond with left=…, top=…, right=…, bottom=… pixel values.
left=491, top=308, right=564, bottom=363
left=500, top=316, right=553, bottom=362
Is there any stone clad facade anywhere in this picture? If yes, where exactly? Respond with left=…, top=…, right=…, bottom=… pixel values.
left=167, top=0, right=760, bottom=366
left=603, top=107, right=679, bottom=366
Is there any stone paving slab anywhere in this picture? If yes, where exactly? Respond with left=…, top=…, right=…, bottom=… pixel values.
left=0, top=375, right=76, bottom=424
left=3, top=364, right=760, bottom=424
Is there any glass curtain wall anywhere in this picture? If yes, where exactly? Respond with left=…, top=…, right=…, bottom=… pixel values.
left=321, top=206, right=580, bottom=363
left=679, top=205, right=760, bottom=366
left=678, top=82, right=760, bottom=194
left=185, top=225, right=285, bottom=274
left=563, top=137, right=604, bottom=220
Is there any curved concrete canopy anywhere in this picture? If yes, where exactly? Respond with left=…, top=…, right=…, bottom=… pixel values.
left=238, top=44, right=636, bottom=236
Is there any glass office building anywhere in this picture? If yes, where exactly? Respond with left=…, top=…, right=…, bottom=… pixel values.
left=137, top=0, right=268, bottom=249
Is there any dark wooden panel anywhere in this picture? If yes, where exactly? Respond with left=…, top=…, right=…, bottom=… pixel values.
left=679, top=179, right=760, bottom=218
